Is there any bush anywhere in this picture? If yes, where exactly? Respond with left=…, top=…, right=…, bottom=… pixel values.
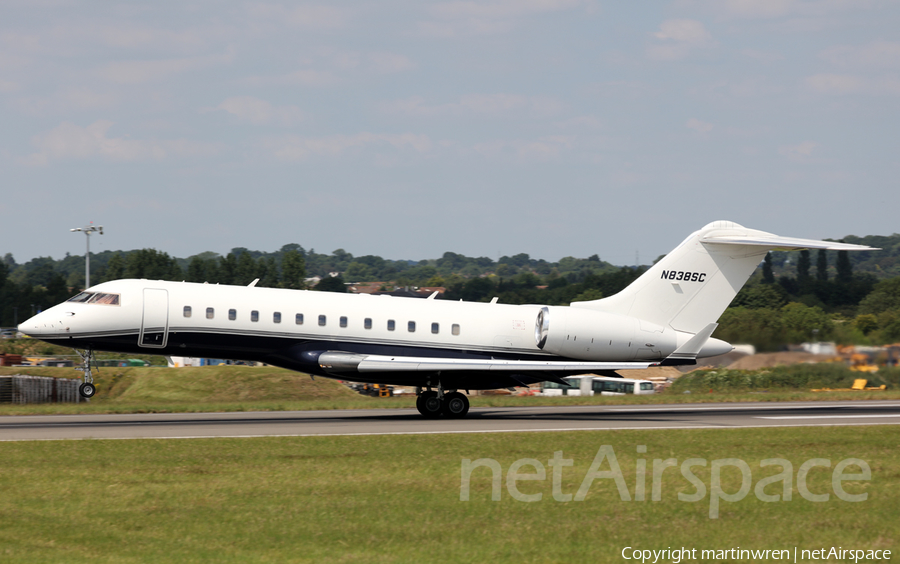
left=670, top=363, right=888, bottom=393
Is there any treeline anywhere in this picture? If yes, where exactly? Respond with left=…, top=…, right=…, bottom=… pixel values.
left=4, top=238, right=900, bottom=350
left=714, top=249, right=900, bottom=350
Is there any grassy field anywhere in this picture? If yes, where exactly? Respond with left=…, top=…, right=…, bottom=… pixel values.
left=2, top=365, right=899, bottom=416
left=0, top=426, right=896, bottom=563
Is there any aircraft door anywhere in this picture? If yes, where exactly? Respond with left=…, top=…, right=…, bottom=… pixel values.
left=139, top=288, right=169, bottom=348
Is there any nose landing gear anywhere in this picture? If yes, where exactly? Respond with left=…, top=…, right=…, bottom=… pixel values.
left=75, top=349, right=97, bottom=399
left=415, top=385, right=470, bottom=419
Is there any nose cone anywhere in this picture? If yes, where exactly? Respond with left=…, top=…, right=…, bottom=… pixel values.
left=18, top=310, right=70, bottom=339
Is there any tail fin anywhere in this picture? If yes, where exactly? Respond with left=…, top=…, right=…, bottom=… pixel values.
left=573, top=220, right=877, bottom=334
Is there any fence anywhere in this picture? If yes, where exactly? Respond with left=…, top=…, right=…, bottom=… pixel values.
left=0, top=375, right=83, bottom=404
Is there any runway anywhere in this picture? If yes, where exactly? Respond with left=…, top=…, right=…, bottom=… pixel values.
left=1, top=400, right=899, bottom=441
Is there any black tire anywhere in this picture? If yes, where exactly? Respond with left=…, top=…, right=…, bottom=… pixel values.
left=79, top=382, right=96, bottom=398
left=416, top=391, right=442, bottom=418
left=442, top=392, right=469, bottom=418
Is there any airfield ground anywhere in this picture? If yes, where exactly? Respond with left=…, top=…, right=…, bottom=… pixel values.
left=1, top=365, right=899, bottom=416
left=0, top=426, right=896, bottom=563
left=1, top=365, right=897, bottom=562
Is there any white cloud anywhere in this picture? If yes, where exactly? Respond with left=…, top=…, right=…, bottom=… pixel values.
left=805, top=73, right=900, bottom=95
left=96, top=52, right=232, bottom=85
left=269, top=132, right=432, bottom=161
left=821, top=41, right=900, bottom=69
left=472, top=135, right=574, bottom=160
left=419, top=0, right=589, bottom=37
left=686, top=118, right=714, bottom=133
left=246, top=5, right=353, bottom=29
left=366, top=52, right=415, bottom=74
left=647, top=19, right=716, bottom=61
left=383, top=94, right=562, bottom=118
left=718, top=0, right=796, bottom=19
left=778, top=140, right=817, bottom=161
left=213, top=96, right=305, bottom=126
left=653, top=19, right=713, bottom=44
left=24, top=120, right=221, bottom=165
left=706, top=0, right=863, bottom=20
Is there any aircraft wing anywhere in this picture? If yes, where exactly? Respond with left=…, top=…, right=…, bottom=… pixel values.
left=317, top=352, right=657, bottom=373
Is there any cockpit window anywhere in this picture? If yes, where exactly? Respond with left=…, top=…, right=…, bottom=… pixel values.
left=66, top=292, right=120, bottom=305
left=89, top=293, right=120, bottom=305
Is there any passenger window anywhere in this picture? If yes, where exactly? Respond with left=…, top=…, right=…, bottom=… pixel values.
left=364, top=318, right=372, bottom=329
left=183, top=306, right=192, bottom=318
left=273, top=312, right=281, bottom=323
left=408, top=321, right=416, bottom=332
left=318, top=315, right=326, bottom=326
left=296, top=313, right=304, bottom=325
left=640, top=383, right=653, bottom=391
left=452, top=324, right=460, bottom=336
left=387, top=320, right=395, bottom=331
left=229, top=309, right=236, bottom=321
left=340, top=316, right=348, bottom=328
left=206, top=307, right=214, bottom=319
left=431, top=322, right=439, bottom=334
left=251, top=310, right=259, bottom=322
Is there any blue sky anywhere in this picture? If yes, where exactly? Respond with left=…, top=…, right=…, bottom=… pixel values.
left=2, top=0, right=898, bottom=266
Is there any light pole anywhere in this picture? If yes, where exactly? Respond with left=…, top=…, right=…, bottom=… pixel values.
left=70, top=222, right=103, bottom=289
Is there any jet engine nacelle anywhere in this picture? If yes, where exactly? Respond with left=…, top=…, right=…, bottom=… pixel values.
left=535, top=306, right=677, bottom=361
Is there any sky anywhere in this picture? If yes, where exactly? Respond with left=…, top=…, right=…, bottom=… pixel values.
left=2, top=0, right=898, bottom=267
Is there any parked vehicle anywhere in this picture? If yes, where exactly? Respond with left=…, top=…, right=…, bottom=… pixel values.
left=542, top=375, right=655, bottom=396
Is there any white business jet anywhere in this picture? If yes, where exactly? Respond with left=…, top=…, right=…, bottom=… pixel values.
left=19, top=221, right=876, bottom=418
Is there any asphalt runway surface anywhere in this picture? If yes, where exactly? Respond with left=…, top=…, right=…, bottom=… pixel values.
left=1, top=400, right=899, bottom=441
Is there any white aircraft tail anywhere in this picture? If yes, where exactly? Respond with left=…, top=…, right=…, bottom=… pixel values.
left=572, top=221, right=876, bottom=335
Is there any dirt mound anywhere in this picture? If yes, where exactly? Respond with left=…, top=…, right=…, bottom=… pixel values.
left=725, top=352, right=834, bottom=371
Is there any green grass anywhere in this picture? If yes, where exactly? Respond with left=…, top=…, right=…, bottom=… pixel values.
left=2, top=365, right=900, bottom=416
left=0, top=427, right=896, bottom=563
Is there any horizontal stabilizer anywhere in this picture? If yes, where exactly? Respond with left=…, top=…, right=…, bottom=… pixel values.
left=662, top=323, right=718, bottom=365
left=700, top=235, right=878, bottom=251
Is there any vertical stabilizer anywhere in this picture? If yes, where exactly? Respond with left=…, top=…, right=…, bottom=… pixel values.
left=572, top=221, right=877, bottom=334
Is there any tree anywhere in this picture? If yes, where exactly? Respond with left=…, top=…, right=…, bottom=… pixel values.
left=281, top=250, right=306, bottom=290
left=714, top=307, right=785, bottom=352
left=219, top=253, right=237, bottom=285
left=731, top=284, right=788, bottom=309
left=836, top=250, right=852, bottom=283
left=259, top=257, right=279, bottom=288
left=314, top=275, right=346, bottom=292
left=858, top=277, right=900, bottom=315
left=106, top=252, right=125, bottom=281
left=762, top=253, right=775, bottom=284
left=234, top=251, right=258, bottom=285
left=797, top=250, right=811, bottom=281
left=124, top=249, right=182, bottom=280
left=816, top=249, right=828, bottom=281
left=780, top=302, right=832, bottom=343
left=186, top=256, right=207, bottom=283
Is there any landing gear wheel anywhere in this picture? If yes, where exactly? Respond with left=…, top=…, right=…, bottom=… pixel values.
left=79, top=382, right=96, bottom=398
left=442, top=392, right=470, bottom=418
left=416, top=391, right=443, bottom=418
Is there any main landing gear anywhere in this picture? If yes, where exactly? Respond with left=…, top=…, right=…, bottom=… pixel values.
left=416, top=385, right=470, bottom=419
left=75, top=349, right=97, bottom=399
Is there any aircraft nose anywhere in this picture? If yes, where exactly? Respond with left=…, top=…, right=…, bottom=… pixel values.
left=18, top=310, right=72, bottom=338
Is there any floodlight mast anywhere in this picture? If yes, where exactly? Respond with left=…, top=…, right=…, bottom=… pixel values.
left=70, top=222, right=103, bottom=289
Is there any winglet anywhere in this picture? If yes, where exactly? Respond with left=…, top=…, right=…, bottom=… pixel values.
left=660, top=323, right=718, bottom=366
